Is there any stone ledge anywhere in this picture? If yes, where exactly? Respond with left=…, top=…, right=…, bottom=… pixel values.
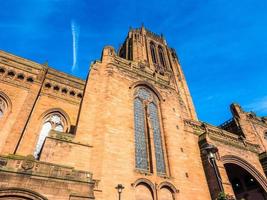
left=185, top=119, right=260, bottom=153
left=0, top=155, right=93, bottom=184
left=48, top=130, right=93, bottom=148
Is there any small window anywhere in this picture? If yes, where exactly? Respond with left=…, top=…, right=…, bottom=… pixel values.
left=77, top=93, right=83, bottom=98
left=0, top=67, right=5, bottom=74
left=7, top=71, right=15, bottom=77
left=44, top=83, right=51, bottom=88
left=17, top=74, right=25, bottom=80
left=53, top=85, right=60, bottom=91
left=26, top=77, right=34, bottom=83
left=62, top=88, right=68, bottom=94
left=264, top=132, right=267, bottom=140
left=70, top=91, right=76, bottom=96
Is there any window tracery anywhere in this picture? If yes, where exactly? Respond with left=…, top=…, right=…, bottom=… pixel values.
left=150, top=42, right=157, bottom=64
left=134, top=86, right=166, bottom=174
left=158, top=46, right=166, bottom=68
left=158, top=46, right=166, bottom=74
left=0, top=96, right=7, bottom=119
left=34, top=113, right=66, bottom=159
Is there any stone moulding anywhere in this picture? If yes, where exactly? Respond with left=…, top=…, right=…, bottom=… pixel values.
left=69, top=193, right=95, bottom=200
left=0, top=187, right=48, bottom=200
left=184, top=119, right=260, bottom=153
left=48, top=130, right=74, bottom=141
left=157, top=181, right=179, bottom=193
left=47, top=130, right=93, bottom=148
left=131, top=178, right=155, bottom=190
left=0, top=155, right=94, bottom=184
left=110, top=56, right=172, bottom=89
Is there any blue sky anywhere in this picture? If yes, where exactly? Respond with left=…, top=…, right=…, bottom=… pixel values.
left=1, top=0, right=267, bottom=125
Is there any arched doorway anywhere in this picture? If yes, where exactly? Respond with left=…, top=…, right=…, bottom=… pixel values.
left=225, top=163, right=267, bottom=200
left=222, top=155, right=267, bottom=200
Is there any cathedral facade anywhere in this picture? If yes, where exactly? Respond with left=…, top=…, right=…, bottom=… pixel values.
left=0, top=26, right=266, bottom=200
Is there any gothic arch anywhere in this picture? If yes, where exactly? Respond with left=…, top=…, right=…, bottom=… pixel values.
left=158, top=45, right=166, bottom=69
left=34, top=108, right=71, bottom=159
left=133, top=178, right=155, bottom=200
left=129, top=81, right=164, bottom=102
left=38, top=108, right=71, bottom=131
left=132, top=178, right=155, bottom=190
left=158, top=181, right=178, bottom=193
left=221, top=155, right=267, bottom=192
left=150, top=41, right=158, bottom=64
left=0, top=187, right=47, bottom=200
left=0, top=91, right=12, bottom=112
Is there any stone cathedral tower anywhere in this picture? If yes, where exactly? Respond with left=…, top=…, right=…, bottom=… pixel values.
left=1, top=26, right=267, bottom=200
left=74, top=26, right=211, bottom=199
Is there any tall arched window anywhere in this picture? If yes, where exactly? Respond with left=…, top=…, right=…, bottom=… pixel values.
left=0, top=96, right=7, bottom=119
left=134, top=87, right=166, bottom=174
left=34, top=112, right=66, bottom=159
left=150, top=42, right=157, bottom=64
left=158, top=46, right=166, bottom=69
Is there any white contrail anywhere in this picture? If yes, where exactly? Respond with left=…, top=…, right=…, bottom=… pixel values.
left=71, top=20, right=80, bottom=72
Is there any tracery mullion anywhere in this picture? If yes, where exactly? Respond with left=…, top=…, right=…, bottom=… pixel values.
left=148, top=101, right=166, bottom=174
left=134, top=97, right=149, bottom=171
left=144, top=103, right=153, bottom=173
left=158, top=46, right=166, bottom=69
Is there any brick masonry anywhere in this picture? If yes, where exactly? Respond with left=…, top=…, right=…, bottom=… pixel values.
left=0, top=27, right=267, bottom=200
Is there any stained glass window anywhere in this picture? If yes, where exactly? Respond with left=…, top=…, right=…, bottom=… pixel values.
left=134, top=98, right=149, bottom=170
left=134, top=87, right=166, bottom=174
left=34, top=113, right=65, bottom=159
left=149, top=102, right=166, bottom=174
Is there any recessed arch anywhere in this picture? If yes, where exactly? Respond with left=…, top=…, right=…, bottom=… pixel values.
left=133, top=179, right=155, bottom=200
left=0, top=91, right=12, bottom=112
left=132, top=178, right=155, bottom=190
left=34, top=108, right=71, bottom=159
left=0, top=91, right=12, bottom=121
left=158, top=181, right=178, bottom=193
left=38, top=108, right=71, bottom=131
left=221, top=155, right=267, bottom=192
left=0, top=66, right=6, bottom=74
left=129, top=81, right=164, bottom=102
left=150, top=41, right=158, bottom=64
left=158, top=45, right=166, bottom=69
left=0, top=187, right=47, bottom=200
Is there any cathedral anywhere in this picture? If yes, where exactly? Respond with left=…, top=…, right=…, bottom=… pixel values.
left=0, top=26, right=267, bottom=200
